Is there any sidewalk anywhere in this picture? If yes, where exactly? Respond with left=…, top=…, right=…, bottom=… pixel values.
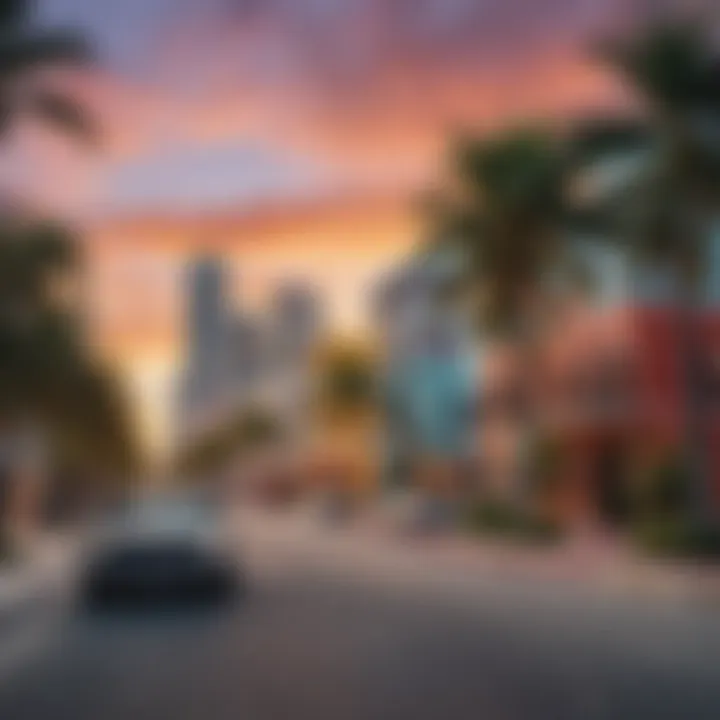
left=366, top=495, right=720, bottom=605
left=399, top=529, right=720, bottom=605
left=0, top=534, right=76, bottom=614
left=234, top=503, right=720, bottom=607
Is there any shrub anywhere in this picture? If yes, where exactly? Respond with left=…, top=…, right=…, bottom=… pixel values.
left=176, top=408, right=282, bottom=477
left=634, top=519, right=720, bottom=560
left=634, top=453, right=691, bottom=521
left=629, top=453, right=720, bottom=560
left=526, top=434, right=565, bottom=502
left=464, top=500, right=563, bottom=544
left=0, top=527, right=20, bottom=564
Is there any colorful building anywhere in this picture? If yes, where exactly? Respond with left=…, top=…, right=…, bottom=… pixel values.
left=373, top=246, right=477, bottom=488
left=482, top=243, right=720, bottom=527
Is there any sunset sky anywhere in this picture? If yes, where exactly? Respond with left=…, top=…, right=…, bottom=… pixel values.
left=5, top=0, right=652, bottom=448
left=20, top=0, right=633, bottom=217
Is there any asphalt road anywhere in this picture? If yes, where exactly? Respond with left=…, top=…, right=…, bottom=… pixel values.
left=1, top=511, right=720, bottom=720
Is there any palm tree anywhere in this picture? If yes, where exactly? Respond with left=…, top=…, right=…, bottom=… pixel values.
left=314, top=342, right=378, bottom=506
left=573, top=13, right=720, bottom=521
left=0, top=219, right=79, bottom=422
left=432, top=127, right=588, bottom=335
left=0, top=2, right=98, bottom=537
left=0, top=0, right=96, bottom=436
left=176, top=408, right=281, bottom=479
left=0, top=220, right=140, bottom=535
left=318, top=343, right=376, bottom=424
left=430, top=128, right=583, bottom=498
left=0, top=0, right=94, bottom=140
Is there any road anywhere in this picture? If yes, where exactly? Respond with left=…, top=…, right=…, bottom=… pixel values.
left=1, top=509, right=720, bottom=720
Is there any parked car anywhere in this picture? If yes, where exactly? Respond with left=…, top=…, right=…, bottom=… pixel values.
left=81, top=497, right=243, bottom=610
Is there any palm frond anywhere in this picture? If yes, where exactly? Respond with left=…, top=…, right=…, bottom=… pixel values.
left=0, top=0, right=27, bottom=30
left=597, top=16, right=718, bottom=113
left=0, top=30, right=91, bottom=78
left=23, top=221, right=80, bottom=270
left=30, top=89, right=97, bottom=143
left=569, top=116, right=652, bottom=168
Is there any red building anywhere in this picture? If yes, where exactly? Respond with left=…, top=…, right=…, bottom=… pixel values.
left=482, top=290, right=720, bottom=527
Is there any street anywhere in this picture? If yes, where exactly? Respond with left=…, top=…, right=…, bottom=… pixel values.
left=1, top=510, right=720, bottom=720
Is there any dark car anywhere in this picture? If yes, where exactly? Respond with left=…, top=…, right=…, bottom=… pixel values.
left=81, top=501, right=242, bottom=610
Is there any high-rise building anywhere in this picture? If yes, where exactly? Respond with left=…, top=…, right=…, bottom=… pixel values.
left=177, top=256, right=231, bottom=438
left=263, top=282, right=322, bottom=434
left=175, top=259, right=323, bottom=447
left=185, top=256, right=228, bottom=371
left=227, top=313, right=265, bottom=393
left=270, top=281, right=320, bottom=370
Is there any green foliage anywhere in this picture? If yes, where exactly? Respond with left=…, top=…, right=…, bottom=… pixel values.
left=599, top=16, right=719, bottom=114
left=580, top=14, right=720, bottom=266
left=0, top=1, right=27, bottom=30
left=430, top=11, right=720, bottom=528
left=53, top=364, right=143, bottom=478
left=436, top=127, right=576, bottom=334
left=634, top=519, right=720, bottom=560
left=634, top=453, right=692, bottom=521
left=0, top=219, right=141, bottom=480
left=0, top=1, right=106, bottom=487
left=177, top=408, right=282, bottom=477
left=319, top=344, right=376, bottom=420
left=229, top=408, right=281, bottom=447
left=432, top=13, right=720, bottom=337
left=0, top=220, right=78, bottom=315
left=0, top=0, right=94, bottom=140
left=585, top=12, right=720, bottom=529
left=630, top=453, right=720, bottom=560
left=0, top=525, right=19, bottom=563
left=464, top=500, right=563, bottom=545
left=455, top=128, right=567, bottom=221
left=177, top=432, right=233, bottom=478
left=526, top=435, right=565, bottom=502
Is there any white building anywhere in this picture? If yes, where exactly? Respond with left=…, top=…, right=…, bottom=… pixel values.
left=176, top=256, right=321, bottom=447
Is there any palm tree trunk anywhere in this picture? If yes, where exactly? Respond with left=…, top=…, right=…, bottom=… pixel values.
left=508, top=332, right=540, bottom=507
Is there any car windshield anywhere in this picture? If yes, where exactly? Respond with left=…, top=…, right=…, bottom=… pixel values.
left=102, top=542, right=202, bottom=569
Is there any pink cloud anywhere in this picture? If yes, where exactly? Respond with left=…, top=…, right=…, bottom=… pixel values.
left=12, top=0, right=638, bottom=217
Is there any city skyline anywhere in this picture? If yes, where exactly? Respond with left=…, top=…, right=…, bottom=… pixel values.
left=1, top=0, right=680, bottom=448
left=7, top=1, right=648, bottom=365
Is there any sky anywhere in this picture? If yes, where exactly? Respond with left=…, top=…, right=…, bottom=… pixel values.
left=6, top=0, right=665, bottom=448
left=22, top=0, right=633, bottom=219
